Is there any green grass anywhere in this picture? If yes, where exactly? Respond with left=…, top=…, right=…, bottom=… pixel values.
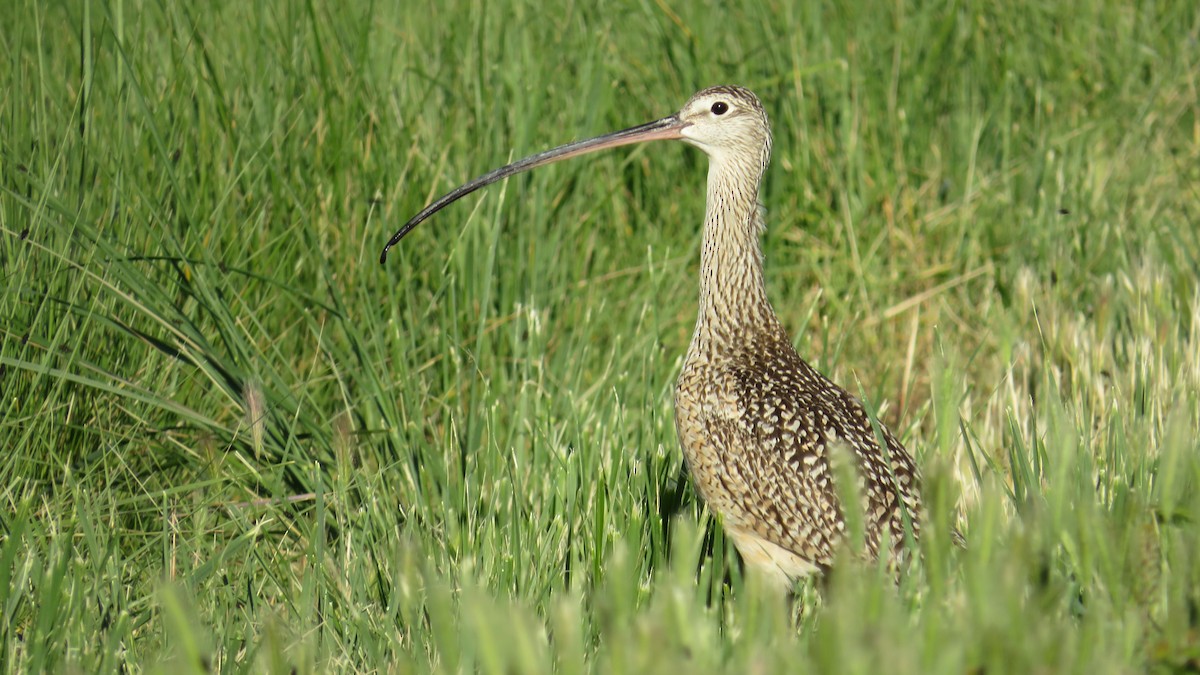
left=2, top=0, right=1198, bottom=671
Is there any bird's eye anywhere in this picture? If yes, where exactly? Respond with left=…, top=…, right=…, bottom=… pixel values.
left=711, top=102, right=729, bottom=115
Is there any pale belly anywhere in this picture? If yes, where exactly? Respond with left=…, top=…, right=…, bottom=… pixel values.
left=673, top=368, right=824, bottom=587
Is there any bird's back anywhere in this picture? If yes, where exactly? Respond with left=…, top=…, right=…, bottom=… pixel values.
left=675, top=314, right=922, bottom=588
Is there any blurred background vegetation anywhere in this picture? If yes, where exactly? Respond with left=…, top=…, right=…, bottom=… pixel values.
left=1, top=0, right=1198, bottom=671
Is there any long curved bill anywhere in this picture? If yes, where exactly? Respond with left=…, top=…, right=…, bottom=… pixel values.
left=380, top=114, right=686, bottom=264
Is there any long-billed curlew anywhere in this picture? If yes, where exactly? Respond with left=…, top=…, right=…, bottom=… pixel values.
left=381, top=86, right=922, bottom=589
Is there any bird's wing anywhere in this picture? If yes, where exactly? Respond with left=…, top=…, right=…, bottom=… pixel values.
left=701, top=364, right=847, bottom=569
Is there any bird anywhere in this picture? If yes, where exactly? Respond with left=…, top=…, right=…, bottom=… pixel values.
left=381, top=85, right=922, bottom=590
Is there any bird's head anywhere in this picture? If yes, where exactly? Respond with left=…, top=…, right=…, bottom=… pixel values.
left=676, top=85, right=772, bottom=166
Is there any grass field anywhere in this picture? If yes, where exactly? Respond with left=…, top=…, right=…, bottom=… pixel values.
left=2, top=0, right=1199, bottom=671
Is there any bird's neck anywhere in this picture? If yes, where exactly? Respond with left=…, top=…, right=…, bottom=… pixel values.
left=695, top=158, right=778, bottom=336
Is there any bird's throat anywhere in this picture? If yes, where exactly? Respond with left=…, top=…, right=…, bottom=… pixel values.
left=696, top=165, right=775, bottom=335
